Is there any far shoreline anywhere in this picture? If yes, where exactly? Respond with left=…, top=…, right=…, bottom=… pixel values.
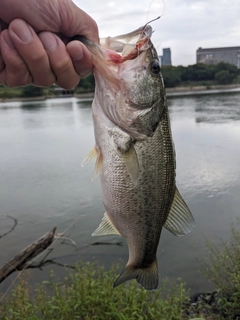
left=0, top=84, right=240, bottom=103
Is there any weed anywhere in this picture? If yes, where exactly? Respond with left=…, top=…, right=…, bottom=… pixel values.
left=0, top=262, right=190, bottom=320
left=201, top=224, right=240, bottom=319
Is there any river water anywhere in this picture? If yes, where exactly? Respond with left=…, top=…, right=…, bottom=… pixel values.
left=0, top=93, right=240, bottom=293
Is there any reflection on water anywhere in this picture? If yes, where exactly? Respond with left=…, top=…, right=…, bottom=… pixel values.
left=0, top=95, right=240, bottom=293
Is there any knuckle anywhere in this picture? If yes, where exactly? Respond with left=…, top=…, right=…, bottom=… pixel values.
left=54, top=57, right=72, bottom=72
left=30, top=52, right=46, bottom=63
left=7, top=70, right=32, bottom=87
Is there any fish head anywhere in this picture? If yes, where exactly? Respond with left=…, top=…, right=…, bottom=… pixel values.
left=82, top=25, right=167, bottom=139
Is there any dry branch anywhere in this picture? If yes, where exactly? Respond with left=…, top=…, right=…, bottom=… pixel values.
left=0, top=215, right=18, bottom=240
left=0, top=227, right=56, bottom=284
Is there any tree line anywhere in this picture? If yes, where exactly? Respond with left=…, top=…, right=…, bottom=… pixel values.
left=75, top=61, right=240, bottom=91
left=1, top=61, right=239, bottom=99
left=161, top=62, right=240, bottom=88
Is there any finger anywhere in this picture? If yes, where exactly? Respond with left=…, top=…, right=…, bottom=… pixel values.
left=0, top=44, right=5, bottom=76
left=0, top=21, right=7, bottom=79
left=60, top=1, right=99, bottom=44
left=0, top=54, right=4, bottom=75
left=39, top=32, right=80, bottom=89
left=8, top=19, right=56, bottom=86
left=0, top=30, right=32, bottom=86
left=66, top=41, right=93, bottom=78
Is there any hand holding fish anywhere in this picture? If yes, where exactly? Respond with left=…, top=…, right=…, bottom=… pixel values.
left=0, top=0, right=99, bottom=88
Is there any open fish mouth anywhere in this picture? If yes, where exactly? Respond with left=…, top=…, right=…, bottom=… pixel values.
left=100, top=25, right=153, bottom=62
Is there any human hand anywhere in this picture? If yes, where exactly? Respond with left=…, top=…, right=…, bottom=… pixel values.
left=0, top=0, right=99, bottom=89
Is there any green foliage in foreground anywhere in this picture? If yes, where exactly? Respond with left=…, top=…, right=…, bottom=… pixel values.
left=0, top=263, right=190, bottom=320
left=201, top=224, right=240, bottom=319
left=1, top=225, right=240, bottom=319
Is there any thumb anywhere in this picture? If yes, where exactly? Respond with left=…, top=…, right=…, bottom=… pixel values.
left=59, top=1, right=99, bottom=44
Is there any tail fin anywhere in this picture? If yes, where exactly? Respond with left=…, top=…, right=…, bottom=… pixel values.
left=113, top=259, right=158, bottom=290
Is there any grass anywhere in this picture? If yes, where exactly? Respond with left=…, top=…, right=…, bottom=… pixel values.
left=0, top=262, right=191, bottom=320
left=1, top=226, right=240, bottom=319
left=0, top=86, right=23, bottom=99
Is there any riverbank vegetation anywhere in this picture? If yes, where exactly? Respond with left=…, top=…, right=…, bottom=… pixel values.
left=0, top=263, right=189, bottom=320
left=0, top=74, right=95, bottom=99
left=161, top=62, right=240, bottom=88
left=0, top=62, right=240, bottom=100
left=1, top=225, right=240, bottom=319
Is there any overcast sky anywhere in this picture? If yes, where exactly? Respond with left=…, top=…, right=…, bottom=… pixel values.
left=73, top=0, right=240, bottom=66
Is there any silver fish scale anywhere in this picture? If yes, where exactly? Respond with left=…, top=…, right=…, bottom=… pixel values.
left=86, top=25, right=195, bottom=289
left=94, top=105, right=176, bottom=267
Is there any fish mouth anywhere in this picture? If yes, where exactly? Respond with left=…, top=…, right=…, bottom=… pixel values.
left=100, top=25, right=153, bottom=62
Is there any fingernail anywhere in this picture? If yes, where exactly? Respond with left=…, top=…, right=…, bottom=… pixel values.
left=12, top=20, right=33, bottom=43
left=39, top=32, right=58, bottom=51
left=80, top=70, right=92, bottom=78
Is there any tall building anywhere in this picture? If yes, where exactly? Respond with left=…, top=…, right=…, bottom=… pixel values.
left=159, top=48, right=172, bottom=66
left=196, top=46, right=240, bottom=68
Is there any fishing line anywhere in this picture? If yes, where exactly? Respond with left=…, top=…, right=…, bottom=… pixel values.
left=146, top=0, right=166, bottom=24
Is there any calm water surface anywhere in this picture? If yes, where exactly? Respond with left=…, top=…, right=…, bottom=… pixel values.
left=0, top=94, right=240, bottom=293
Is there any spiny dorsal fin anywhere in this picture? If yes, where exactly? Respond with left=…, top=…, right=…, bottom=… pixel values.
left=92, top=212, right=120, bottom=236
left=81, top=146, right=103, bottom=179
left=164, top=187, right=195, bottom=237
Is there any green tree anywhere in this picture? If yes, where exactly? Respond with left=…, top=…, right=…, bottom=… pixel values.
left=21, top=85, right=44, bottom=97
left=214, top=61, right=239, bottom=77
left=161, top=66, right=181, bottom=87
left=215, top=70, right=235, bottom=84
left=75, top=73, right=95, bottom=92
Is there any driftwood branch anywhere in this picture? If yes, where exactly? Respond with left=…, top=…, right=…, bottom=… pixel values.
left=0, top=215, right=18, bottom=240
left=0, top=227, right=56, bottom=284
left=0, top=223, right=124, bottom=284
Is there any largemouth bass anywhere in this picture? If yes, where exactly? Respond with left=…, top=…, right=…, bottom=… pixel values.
left=79, top=25, right=195, bottom=290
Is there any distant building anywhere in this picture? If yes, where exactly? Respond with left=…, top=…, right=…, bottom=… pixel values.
left=196, top=46, right=240, bottom=68
left=159, top=48, right=172, bottom=66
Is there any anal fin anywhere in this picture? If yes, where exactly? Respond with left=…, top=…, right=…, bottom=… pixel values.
left=164, top=187, right=195, bottom=237
left=92, top=212, right=120, bottom=236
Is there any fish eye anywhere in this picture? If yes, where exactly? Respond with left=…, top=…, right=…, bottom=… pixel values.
left=150, top=60, right=161, bottom=74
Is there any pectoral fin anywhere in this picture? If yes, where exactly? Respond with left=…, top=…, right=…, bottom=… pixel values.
left=92, top=212, right=120, bottom=236
left=110, top=128, right=139, bottom=186
left=164, top=187, right=195, bottom=237
left=81, top=146, right=103, bottom=179
left=120, top=146, right=139, bottom=186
